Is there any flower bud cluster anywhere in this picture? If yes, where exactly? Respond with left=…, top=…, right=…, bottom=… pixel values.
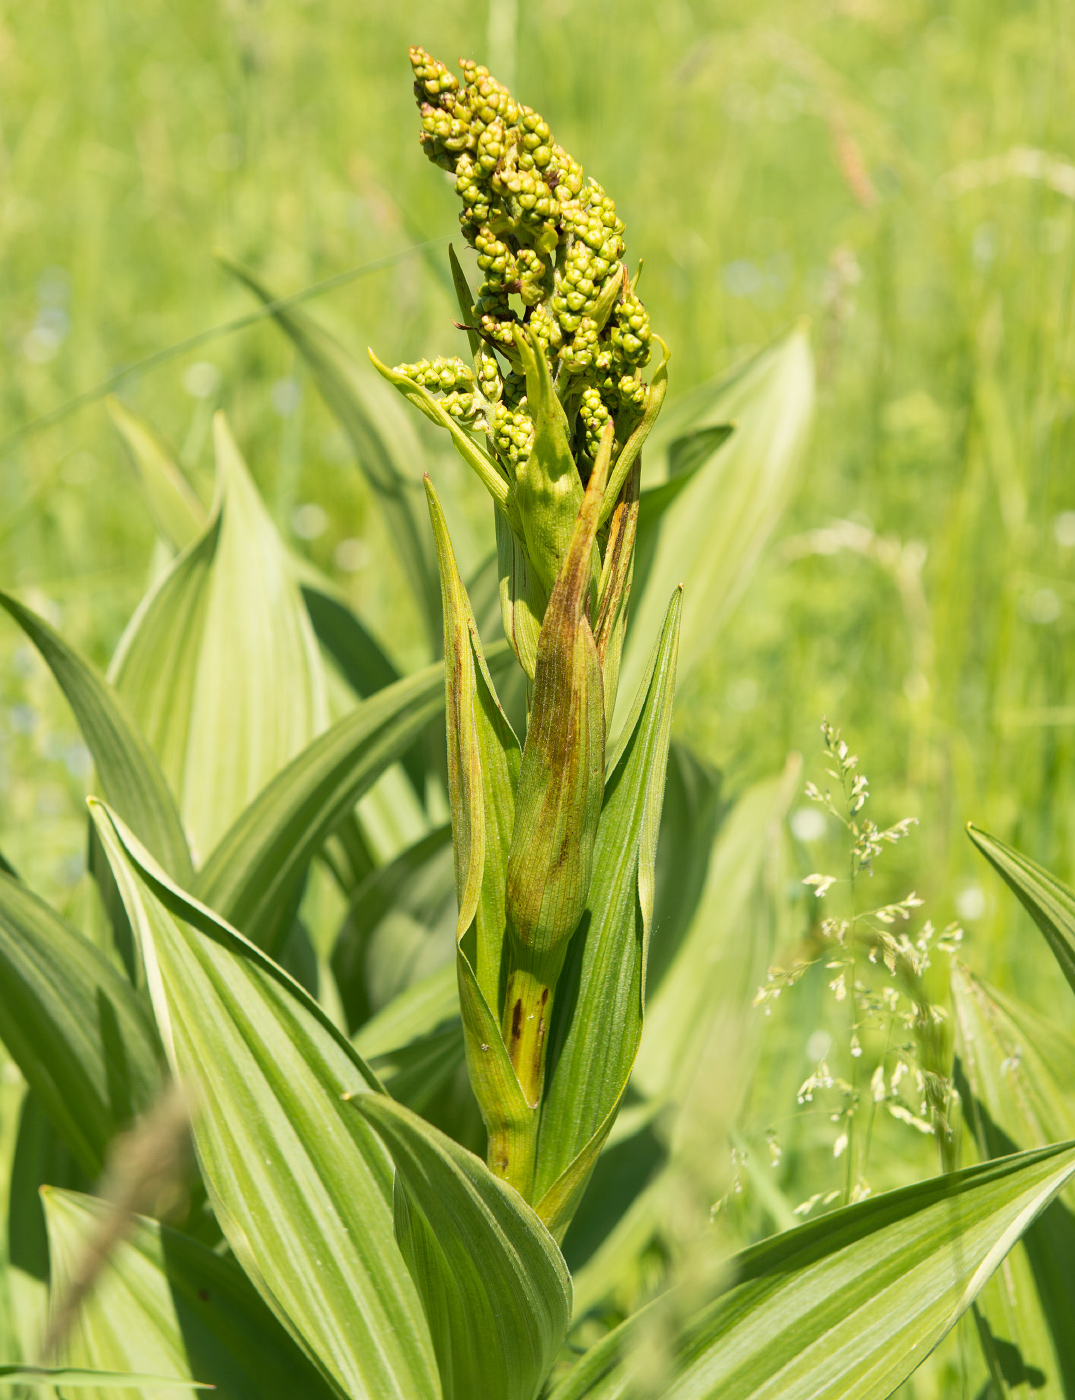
left=404, top=46, right=656, bottom=474
left=396, top=356, right=487, bottom=427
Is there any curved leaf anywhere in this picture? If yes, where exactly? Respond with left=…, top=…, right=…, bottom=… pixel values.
left=223, top=260, right=441, bottom=648
left=0, top=593, right=192, bottom=886
left=192, top=657, right=452, bottom=953
left=43, top=1188, right=338, bottom=1400
left=551, top=1143, right=1075, bottom=1400
left=952, top=966, right=1075, bottom=1398
left=534, top=588, right=681, bottom=1239
left=109, top=413, right=328, bottom=861
left=0, top=872, right=159, bottom=1178
left=105, top=395, right=206, bottom=552
left=89, top=803, right=440, bottom=1400
left=967, top=824, right=1075, bottom=997
left=349, top=1093, right=571, bottom=1400
left=0, top=1366, right=206, bottom=1389
left=618, top=322, right=814, bottom=719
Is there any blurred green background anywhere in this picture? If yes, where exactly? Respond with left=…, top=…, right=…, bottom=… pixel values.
left=2, top=0, right=1075, bottom=1355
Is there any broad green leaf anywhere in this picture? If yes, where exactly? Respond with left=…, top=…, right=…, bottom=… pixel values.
left=0, top=1367, right=206, bottom=1389
left=634, top=425, right=735, bottom=542
left=550, top=1142, right=1075, bottom=1400
left=7, top=1091, right=86, bottom=1367
left=192, top=657, right=450, bottom=953
left=110, top=413, right=328, bottom=861
left=533, top=588, right=680, bottom=1239
left=0, top=872, right=159, bottom=1177
left=223, top=260, right=441, bottom=649
left=349, top=1092, right=571, bottom=1400
left=967, top=824, right=1075, bottom=997
left=106, top=395, right=206, bottom=551
left=0, top=594, right=192, bottom=886
left=952, top=965, right=1075, bottom=1398
left=618, top=322, right=814, bottom=718
left=634, top=757, right=802, bottom=1104
left=43, top=1188, right=338, bottom=1400
left=89, top=803, right=440, bottom=1400
left=424, top=479, right=530, bottom=1187
left=331, top=824, right=456, bottom=1034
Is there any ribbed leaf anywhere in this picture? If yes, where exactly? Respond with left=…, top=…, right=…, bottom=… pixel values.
left=952, top=965, right=1075, bottom=1398
left=967, top=824, right=1075, bottom=997
left=106, top=395, right=206, bottom=551
left=89, top=803, right=439, bottom=1400
left=551, top=1143, right=1075, bottom=1400
left=634, top=759, right=801, bottom=1103
left=223, top=260, right=441, bottom=649
left=192, top=657, right=450, bottom=953
left=534, top=588, right=680, bottom=1239
left=43, top=1188, right=338, bottom=1400
left=424, top=479, right=531, bottom=1187
left=0, top=872, right=159, bottom=1177
left=349, top=1093, right=571, bottom=1400
left=332, top=824, right=456, bottom=1034
left=619, top=323, right=814, bottom=715
left=0, top=593, right=191, bottom=886
left=352, top=965, right=467, bottom=1122
left=110, top=413, right=328, bottom=862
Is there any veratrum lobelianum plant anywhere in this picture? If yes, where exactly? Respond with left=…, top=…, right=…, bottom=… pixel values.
left=2, top=44, right=1075, bottom=1400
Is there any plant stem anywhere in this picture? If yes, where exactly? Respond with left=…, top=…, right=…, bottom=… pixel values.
left=502, top=963, right=554, bottom=1109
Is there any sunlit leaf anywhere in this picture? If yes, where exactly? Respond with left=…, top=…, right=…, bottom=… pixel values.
left=0, top=593, right=192, bottom=886
left=0, top=1366, right=207, bottom=1389
left=349, top=1092, right=571, bottom=1400
left=967, top=824, right=1075, bottom=998
left=534, top=588, right=681, bottom=1239
left=106, top=395, right=206, bottom=552
left=952, top=965, right=1075, bottom=1398
left=618, top=322, right=814, bottom=719
left=43, top=1188, right=337, bottom=1400
left=89, top=803, right=440, bottom=1400
left=0, top=871, right=159, bottom=1177
left=110, top=413, right=328, bottom=861
left=550, top=1143, right=1075, bottom=1400
left=223, top=260, right=441, bottom=649
left=192, top=656, right=450, bottom=953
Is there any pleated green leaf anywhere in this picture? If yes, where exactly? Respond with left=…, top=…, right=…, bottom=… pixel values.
left=223, top=260, right=441, bottom=649
left=0, top=1367, right=206, bottom=1389
left=424, top=477, right=531, bottom=1187
left=618, top=322, right=814, bottom=717
left=332, top=824, right=456, bottom=1034
left=106, top=395, right=206, bottom=552
left=0, top=593, right=192, bottom=886
left=550, top=1143, right=1075, bottom=1400
left=110, top=413, right=328, bottom=862
left=43, top=1188, right=338, bottom=1400
left=0, top=872, right=159, bottom=1178
left=952, top=965, right=1075, bottom=1398
left=88, top=803, right=440, bottom=1400
left=349, top=1093, right=571, bottom=1400
left=967, top=824, right=1075, bottom=998
left=533, top=588, right=680, bottom=1239
left=192, top=657, right=449, bottom=953
left=634, top=758, right=802, bottom=1104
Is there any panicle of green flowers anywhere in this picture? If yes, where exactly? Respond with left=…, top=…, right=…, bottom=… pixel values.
left=403, top=46, right=654, bottom=476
